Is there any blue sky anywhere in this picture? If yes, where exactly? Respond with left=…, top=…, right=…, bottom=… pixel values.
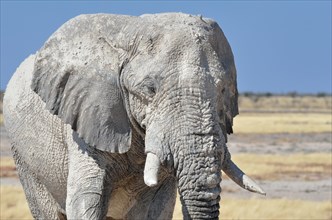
left=1, top=1, right=331, bottom=93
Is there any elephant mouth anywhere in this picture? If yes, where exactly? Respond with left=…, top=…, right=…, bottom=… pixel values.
left=143, top=151, right=266, bottom=195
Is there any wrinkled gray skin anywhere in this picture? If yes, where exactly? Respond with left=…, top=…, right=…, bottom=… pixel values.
left=4, top=13, right=258, bottom=220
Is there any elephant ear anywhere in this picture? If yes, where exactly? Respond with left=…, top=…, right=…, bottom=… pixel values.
left=32, top=64, right=131, bottom=153
left=31, top=26, right=132, bottom=153
left=210, top=21, right=239, bottom=140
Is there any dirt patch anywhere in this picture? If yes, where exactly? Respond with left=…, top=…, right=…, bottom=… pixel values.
left=222, top=178, right=332, bottom=201
left=228, top=132, right=332, bottom=154
left=0, top=166, right=17, bottom=178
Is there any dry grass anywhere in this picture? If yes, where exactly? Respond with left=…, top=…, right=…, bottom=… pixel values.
left=233, top=112, right=332, bottom=134
left=235, top=96, right=332, bottom=133
left=0, top=186, right=32, bottom=219
left=173, top=196, right=332, bottom=219
left=238, top=95, right=332, bottom=113
left=0, top=157, right=15, bottom=168
left=230, top=153, right=332, bottom=181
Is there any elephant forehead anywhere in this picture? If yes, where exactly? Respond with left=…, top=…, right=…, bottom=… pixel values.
left=140, top=12, right=215, bottom=33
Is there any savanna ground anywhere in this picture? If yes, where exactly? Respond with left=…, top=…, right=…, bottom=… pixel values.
left=0, top=93, right=331, bottom=219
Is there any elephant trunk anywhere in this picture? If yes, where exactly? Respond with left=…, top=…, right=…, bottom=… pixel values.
left=178, top=178, right=221, bottom=219
left=142, top=83, right=263, bottom=218
left=175, top=133, right=223, bottom=220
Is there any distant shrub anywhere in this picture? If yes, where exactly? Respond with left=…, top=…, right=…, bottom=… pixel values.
left=262, top=92, right=273, bottom=97
left=316, top=92, right=328, bottom=97
left=241, top=92, right=275, bottom=97
left=287, top=91, right=298, bottom=97
left=242, top=92, right=255, bottom=97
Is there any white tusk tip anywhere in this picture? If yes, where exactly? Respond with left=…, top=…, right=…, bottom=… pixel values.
left=222, top=158, right=266, bottom=196
left=144, top=179, right=158, bottom=187
left=243, top=175, right=266, bottom=195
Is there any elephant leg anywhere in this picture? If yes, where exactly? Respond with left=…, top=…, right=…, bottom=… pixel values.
left=66, top=135, right=112, bottom=220
left=125, top=176, right=177, bottom=220
left=12, top=146, right=63, bottom=219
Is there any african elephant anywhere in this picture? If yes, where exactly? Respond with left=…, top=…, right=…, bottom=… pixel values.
left=3, top=13, right=265, bottom=220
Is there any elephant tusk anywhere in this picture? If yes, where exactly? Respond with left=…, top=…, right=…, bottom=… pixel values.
left=222, top=159, right=266, bottom=195
left=144, top=153, right=160, bottom=187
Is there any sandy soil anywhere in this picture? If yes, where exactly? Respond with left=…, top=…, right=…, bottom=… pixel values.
left=1, top=125, right=331, bottom=202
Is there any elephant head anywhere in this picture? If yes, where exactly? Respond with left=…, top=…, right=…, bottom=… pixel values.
left=31, top=13, right=264, bottom=219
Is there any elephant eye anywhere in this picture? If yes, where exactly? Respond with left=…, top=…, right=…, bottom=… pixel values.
left=143, top=84, right=156, bottom=97
left=147, top=86, right=156, bottom=94
left=140, top=77, right=158, bottom=98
